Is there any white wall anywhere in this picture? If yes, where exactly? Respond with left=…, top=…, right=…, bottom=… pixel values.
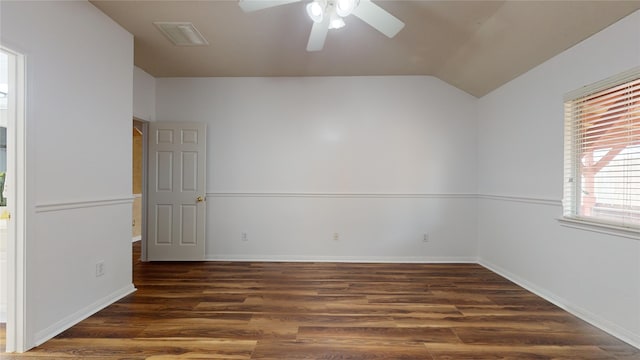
left=156, top=76, right=478, bottom=261
left=477, top=10, right=640, bottom=347
left=1, top=1, right=135, bottom=349
left=133, top=66, right=156, bottom=122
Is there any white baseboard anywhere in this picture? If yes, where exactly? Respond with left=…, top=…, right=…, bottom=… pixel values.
left=205, top=254, right=478, bottom=263
left=33, top=284, right=136, bottom=348
left=478, top=258, right=640, bottom=350
left=132, top=236, right=141, bottom=243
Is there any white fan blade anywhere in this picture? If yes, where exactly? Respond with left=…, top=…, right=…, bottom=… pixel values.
left=238, top=0, right=301, bottom=12
left=352, top=0, right=404, bottom=38
left=306, top=18, right=330, bottom=52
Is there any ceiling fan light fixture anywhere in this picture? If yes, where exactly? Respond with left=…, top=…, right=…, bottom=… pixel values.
left=328, top=13, right=345, bottom=29
left=335, top=0, right=358, bottom=17
left=306, top=1, right=325, bottom=23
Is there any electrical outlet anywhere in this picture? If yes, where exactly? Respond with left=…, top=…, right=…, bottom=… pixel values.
left=241, top=232, right=248, bottom=242
left=333, top=232, right=339, bottom=241
left=96, top=261, right=105, bottom=277
left=423, top=233, right=429, bottom=243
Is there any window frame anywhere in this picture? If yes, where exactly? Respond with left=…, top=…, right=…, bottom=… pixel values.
left=562, top=67, right=640, bottom=233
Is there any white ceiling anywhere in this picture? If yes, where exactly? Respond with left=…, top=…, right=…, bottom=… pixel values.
left=91, top=0, right=640, bottom=97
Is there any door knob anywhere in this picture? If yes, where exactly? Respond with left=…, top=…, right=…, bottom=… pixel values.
left=197, top=196, right=205, bottom=202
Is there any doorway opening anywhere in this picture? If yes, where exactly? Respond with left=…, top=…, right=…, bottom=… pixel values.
left=132, top=120, right=143, bottom=243
left=132, top=119, right=148, bottom=263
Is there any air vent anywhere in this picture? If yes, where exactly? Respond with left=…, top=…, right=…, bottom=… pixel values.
left=153, top=22, right=209, bottom=46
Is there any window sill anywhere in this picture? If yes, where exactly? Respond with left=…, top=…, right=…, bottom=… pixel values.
left=557, top=217, right=640, bottom=240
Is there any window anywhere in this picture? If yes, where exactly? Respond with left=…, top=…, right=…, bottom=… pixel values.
left=564, top=68, right=640, bottom=229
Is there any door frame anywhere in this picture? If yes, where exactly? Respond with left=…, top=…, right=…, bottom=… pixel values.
left=2, top=46, right=28, bottom=353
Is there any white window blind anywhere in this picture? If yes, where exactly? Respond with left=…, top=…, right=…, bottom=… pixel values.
left=564, top=68, right=640, bottom=229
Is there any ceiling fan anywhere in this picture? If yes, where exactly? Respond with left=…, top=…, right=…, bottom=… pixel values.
left=238, top=0, right=405, bottom=51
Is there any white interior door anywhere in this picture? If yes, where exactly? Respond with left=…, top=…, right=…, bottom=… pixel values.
left=147, top=122, right=206, bottom=261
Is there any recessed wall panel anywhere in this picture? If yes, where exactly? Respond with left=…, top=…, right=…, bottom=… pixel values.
left=182, top=152, right=197, bottom=191
left=181, top=205, right=197, bottom=245
left=155, top=205, right=172, bottom=244
left=156, top=151, right=173, bottom=191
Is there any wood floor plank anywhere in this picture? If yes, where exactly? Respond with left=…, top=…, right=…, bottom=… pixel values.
left=297, top=326, right=461, bottom=344
left=249, top=313, right=398, bottom=329
left=393, top=314, right=576, bottom=331
left=1, top=241, right=637, bottom=358
left=456, top=304, right=568, bottom=316
left=325, top=302, right=464, bottom=318
left=367, top=293, right=495, bottom=305
left=454, top=327, right=631, bottom=346
left=598, top=344, right=640, bottom=360
left=251, top=339, right=435, bottom=360
left=424, top=343, right=617, bottom=360
left=21, top=338, right=256, bottom=359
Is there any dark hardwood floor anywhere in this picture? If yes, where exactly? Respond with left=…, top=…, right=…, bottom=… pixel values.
left=1, top=241, right=638, bottom=359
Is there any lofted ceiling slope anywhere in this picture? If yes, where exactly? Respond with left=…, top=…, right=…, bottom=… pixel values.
left=91, top=0, right=640, bottom=97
